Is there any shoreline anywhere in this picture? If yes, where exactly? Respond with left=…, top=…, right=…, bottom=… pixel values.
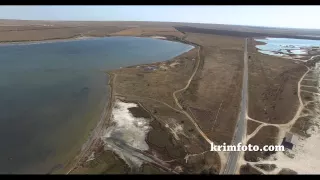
left=1, top=33, right=197, bottom=174
left=0, top=35, right=99, bottom=46
left=64, top=72, right=115, bottom=174
left=253, top=38, right=318, bottom=61
left=0, top=34, right=190, bottom=46
left=63, top=35, right=196, bottom=174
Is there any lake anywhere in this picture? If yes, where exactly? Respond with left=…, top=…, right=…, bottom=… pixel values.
left=255, top=37, right=320, bottom=57
left=0, top=36, right=193, bottom=173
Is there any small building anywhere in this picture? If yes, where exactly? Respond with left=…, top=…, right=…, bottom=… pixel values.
left=281, top=132, right=298, bottom=150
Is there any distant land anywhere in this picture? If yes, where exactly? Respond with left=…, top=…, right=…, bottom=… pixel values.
left=1, top=19, right=320, bottom=41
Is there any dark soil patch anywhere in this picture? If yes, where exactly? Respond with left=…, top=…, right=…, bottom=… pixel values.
left=301, top=86, right=319, bottom=93
left=290, top=116, right=314, bottom=138
left=141, top=164, right=170, bottom=174
left=301, top=91, right=314, bottom=102
left=146, top=120, right=187, bottom=160
left=244, top=126, right=279, bottom=162
left=72, top=150, right=130, bottom=174
left=255, top=164, right=277, bottom=172
left=301, top=79, right=318, bottom=87
left=278, top=168, right=298, bottom=174
left=239, top=164, right=263, bottom=174
left=128, top=105, right=151, bottom=118
left=182, top=151, right=220, bottom=174
left=188, top=107, right=215, bottom=128
left=305, top=102, right=317, bottom=112
left=247, top=120, right=262, bottom=135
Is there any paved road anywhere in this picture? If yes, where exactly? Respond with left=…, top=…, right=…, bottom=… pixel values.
left=223, top=38, right=248, bottom=174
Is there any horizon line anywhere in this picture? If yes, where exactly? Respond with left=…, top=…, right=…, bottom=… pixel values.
left=1, top=18, right=320, bottom=31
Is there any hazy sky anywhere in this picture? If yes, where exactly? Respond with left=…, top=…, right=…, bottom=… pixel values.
left=0, top=6, right=319, bottom=29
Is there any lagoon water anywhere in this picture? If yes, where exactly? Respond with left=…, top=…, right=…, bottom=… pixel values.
left=0, top=37, right=193, bottom=173
left=255, top=37, right=320, bottom=56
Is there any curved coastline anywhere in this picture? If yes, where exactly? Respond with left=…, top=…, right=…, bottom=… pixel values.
left=20, top=35, right=196, bottom=174
left=0, top=34, right=188, bottom=46
left=0, top=35, right=101, bottom=46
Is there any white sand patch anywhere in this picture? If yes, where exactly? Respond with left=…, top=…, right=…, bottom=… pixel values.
left=75, top=36, right=94, bottom=40
left=151, top=36, right=167, bottom=39
left=171, top=124, right=184, bottom=140
left=252, top=130, right=320, bottom=174
left=291, top=49, right=307, bottom=55
left=169, top=62, right=180, bottom=68
left=102, top=100, right=152, bottom=167
left=174, top=166, right=184, bottom=173
left=86, top=152, right=95, bottom=162
left=0, top=36, right=96, bottom=46
left=159, top=64, right=168, bottom=70
left=255, top=38, right=320, bottom=60
left=165, top=118, right=188, bottom=140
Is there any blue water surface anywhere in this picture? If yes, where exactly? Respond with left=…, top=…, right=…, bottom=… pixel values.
left=0, top=36, right=193, bottom=173
left=255, top=37, right=320, bottom=56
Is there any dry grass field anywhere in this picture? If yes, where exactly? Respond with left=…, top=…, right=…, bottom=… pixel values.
left=110, top=27, right=184, bottom=38
left=247, top=121, right=262, bottom=135
left=247, top=39, right=307, bottom=124
left=0, top=24, right=128, bottom=42
left=244, top=126, right=279, bottom=162
left=239, top=163, right=263, bottom=174
left=177, top=33, right=244, bottom=145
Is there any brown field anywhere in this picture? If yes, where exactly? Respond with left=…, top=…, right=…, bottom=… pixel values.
left=239, top=164, right=263, bottom=174
left=247, top=38, right=307, bottom=124
left=176, top=33, right=244, bottom=145
left=0, top=24, right=128, bottom=42
left=300, top=86, right=319, bottom=93
left=247, top=120, right=262, bottom=135
left=70, top=150, right=130, bottom=174
left=278, top=168, right=298, bottom=174
left=305, top=101, right=317, bottom=112
left=110, top=27, right=184, bottom=38
left=0, top=20, right=185, bottom=43
left=300, top=91, right=314, bottom=102
left=290, top=116, right=314, bottom=138
left=174, top=25, right=320, bottom=40
left=244, top=126, right=279, bottom=162
left=300, top=79, right=318, bottom=87
left=255, top=164, right=277, bottom=172
left=111, top=47, right=198, bottom=109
